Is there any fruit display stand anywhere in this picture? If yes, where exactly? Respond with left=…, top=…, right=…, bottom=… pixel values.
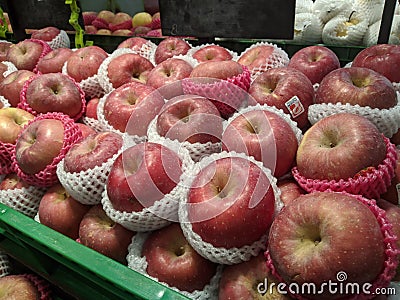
left=0, top=202, right=190, bottom=300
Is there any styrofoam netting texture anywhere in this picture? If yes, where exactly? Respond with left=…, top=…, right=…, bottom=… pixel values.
left=292, top=12, right=324, bottom=44
left=56, top=147, right=123, bottom=205
left=0, top=95, right=10, bottom=108
left=312, top=0, right=354, bottom=24
left=28, top=39, right=52, bottom=74
left=47, top=30, right=70, bottom=49
left=308, top=93, right=400, bottom=138
left=147, top=116, right=222, bottom=163
left=101, top=138, right=195, bottom=232
left=18, top=73, right=87, bottom=122
left=265, top=192, right=400, bottom=300
left=0, top=251, right=12, bottom=277
left=81, top=116, right=107, bottom=133
left=1, top=61, right=17, bottom=78
left=126, top=232, right=223, bottom=300
left=0, top=185, right=46, bottom=218
left=11, top=112, right=83, bottom=187
left=236, top=42, right=290, bottom=82
left=23, top=273, right=53, bottom=300
left=0, top=142, right=15, bottom=175
left=292, top=136, right=398, bottom=200
left=178, top=151, right=283, bottom=265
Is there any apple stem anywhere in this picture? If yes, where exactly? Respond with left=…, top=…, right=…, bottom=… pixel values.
left=348, top=11, right=356, bottom=22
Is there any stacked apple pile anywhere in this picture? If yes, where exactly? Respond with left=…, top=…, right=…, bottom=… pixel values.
left=83, top=10, right=162, bottom=37
left=1, top=32, right=400, bottom=299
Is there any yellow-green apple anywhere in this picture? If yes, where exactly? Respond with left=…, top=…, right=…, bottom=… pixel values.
left=14, top=118, right=65, bottom=175
left=112, top=29, right=134, bottom=36
left=315, top=67, right=397, bottom=109
left=92, top=10, right=115, bottom=29
left=0, top=274, right=43, bottom=299
left=296, top=113, right=387, bottom=181
left=78, top=204, right=135, bottom=264
left=24, top=73, right=84, bottom=119
left=5, top=39, right=46, bottom=71
left=132, top=12, right=152, bottom=28
left=237, top=44, right=276, bottom=72
left=96, top=29, right=112, bottom=35
left=106, top=53, right=154, bottom=88
left=156, top=95, right=223, bottom=144
left=85, top=97, right=100, bottom=120
left=30, top=26, right=60, bottom=42
left=0, top=172, right=29, bottom=190
left=0, top=42, right=12, bottom=62
left=109, top=12, right=132, bottom=32
left=0, top=107, right=34, bottom=144
left=267, top=191, right=388, bottom=300
left=63, top=131, right=123, bottom=173
left=192, top=45, right=233, bottom=63
left=154, top=37, right=191, bottom=64
left=287, top=45, right=341, bottom=84
left=141, top=222, right=218, bottom=292
left=106, top=142, right=182, bottom=213
left=248, top=67, right=315, bottom=129
left=376, top=198, right=400, bottom=281
left=103, top=81, right=164, bottom=135
left=218, top=253, right=291, bottom=300
left=38, top=183, right=91, bottom=239
left=146, top=58, right=193, bottom=89
left=117, top=37, right=149, bottom=51
left=221, top=109, right=299, bottom=178
left=351, top=44, right=400, bottom=83
left=277, top=178, right=306, bottom=206
left=0, top=70, right=35, bottom=107
left=65, top=45, right=108, bottom=83
left=36, top=48, right=73, bottom=74
left=187, top=156, right=276, bottom=248
left=75, top=122, right=96, bottom=139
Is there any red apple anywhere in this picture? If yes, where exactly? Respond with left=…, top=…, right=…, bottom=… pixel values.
left=6, top=39, right=47, bottom=71
left=30, top=26, right=61, bottom=42
left=351, top=44, right=400, bottom=83
left=0, top=70, right=35, bottom=107
left=296, top=113, right=387, bottom=181
left=141, top=222, right=218, bottom=292
left=38, top=183, right=91, bottom=239
left=106, top=142, right=182, bottom=213
left=75, top=122, right=96, bottom=139
left=24, top=73, right=84, bottom=119
left=117, top=37, right=149, bottom=51
left=315, top=67, right=397, bottom=109
left=0, top=172, right=29, bottom=190
left=112, top=29, right=134, bottom=36
left=248, top=66, right=315, bottom=129
left=237, top=44, right=279, bottom=73
left=96, top=29, right=112, bottom=35
left=267, top=191, right=388, bottom=300
left=84, top=25, right=98, bottom=34
left=0, top=274, right=42, bottom=299
left=14, top=118, right=65, bottom=175
left=156, top=95, right=223, bottom=144
left=83, top=11, right=97, bottom=26
left=146, top=58, right=193, bottom=89
left=63, top=131, right=123, bottom=173
left=79, top=204, right=135, bottom=264
left=277, top=178, right=306, bottom=206
left=103, top=81, right=164, bottom=135
left=106, top=53, right=154, bottom=88
left=36, top=48, right=73, bottom=74
left=0, top=107, right=35, bottom=144
left=65, top=46, right=108, bottom=83
left=134, top=26, right=152, bottom=36
left=192, top=45, right=233, bottom=62
left=187, top=155, right=276, bottom=249
left=189, top=59, right=244, bottom=80
left=85, top=97, right=100, bottom=120
left=0, top=42, right=12, bottom=62
left=218, top=253, right=291, bottom=300
left=154, top=37, right=191, bottom=64
left=288, top=45, right=341, bottom=85
left=221, top=108, right=299, bottom=178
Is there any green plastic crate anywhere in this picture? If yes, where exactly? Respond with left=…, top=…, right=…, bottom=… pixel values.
left=0, top=203, right=190, bottom=300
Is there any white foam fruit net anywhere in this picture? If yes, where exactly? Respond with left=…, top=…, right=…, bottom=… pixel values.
left=178, top=151, right=283, bottom=265
left=0, top=251, right=11, bottom=277
left=47, top=30, right=70, bottom=49
left=292, top=12, right=324, bottom=44
left=101, top=138, right=194, bottom=232
left=0, top=186, right=46, bottom=218
left=147, top=116, right=222, bottom=163
left=308, top=93, right=400, bottom=138
left=126, top=232, right=222, bottom=300
left=56, top=147, right=123, bottom=205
